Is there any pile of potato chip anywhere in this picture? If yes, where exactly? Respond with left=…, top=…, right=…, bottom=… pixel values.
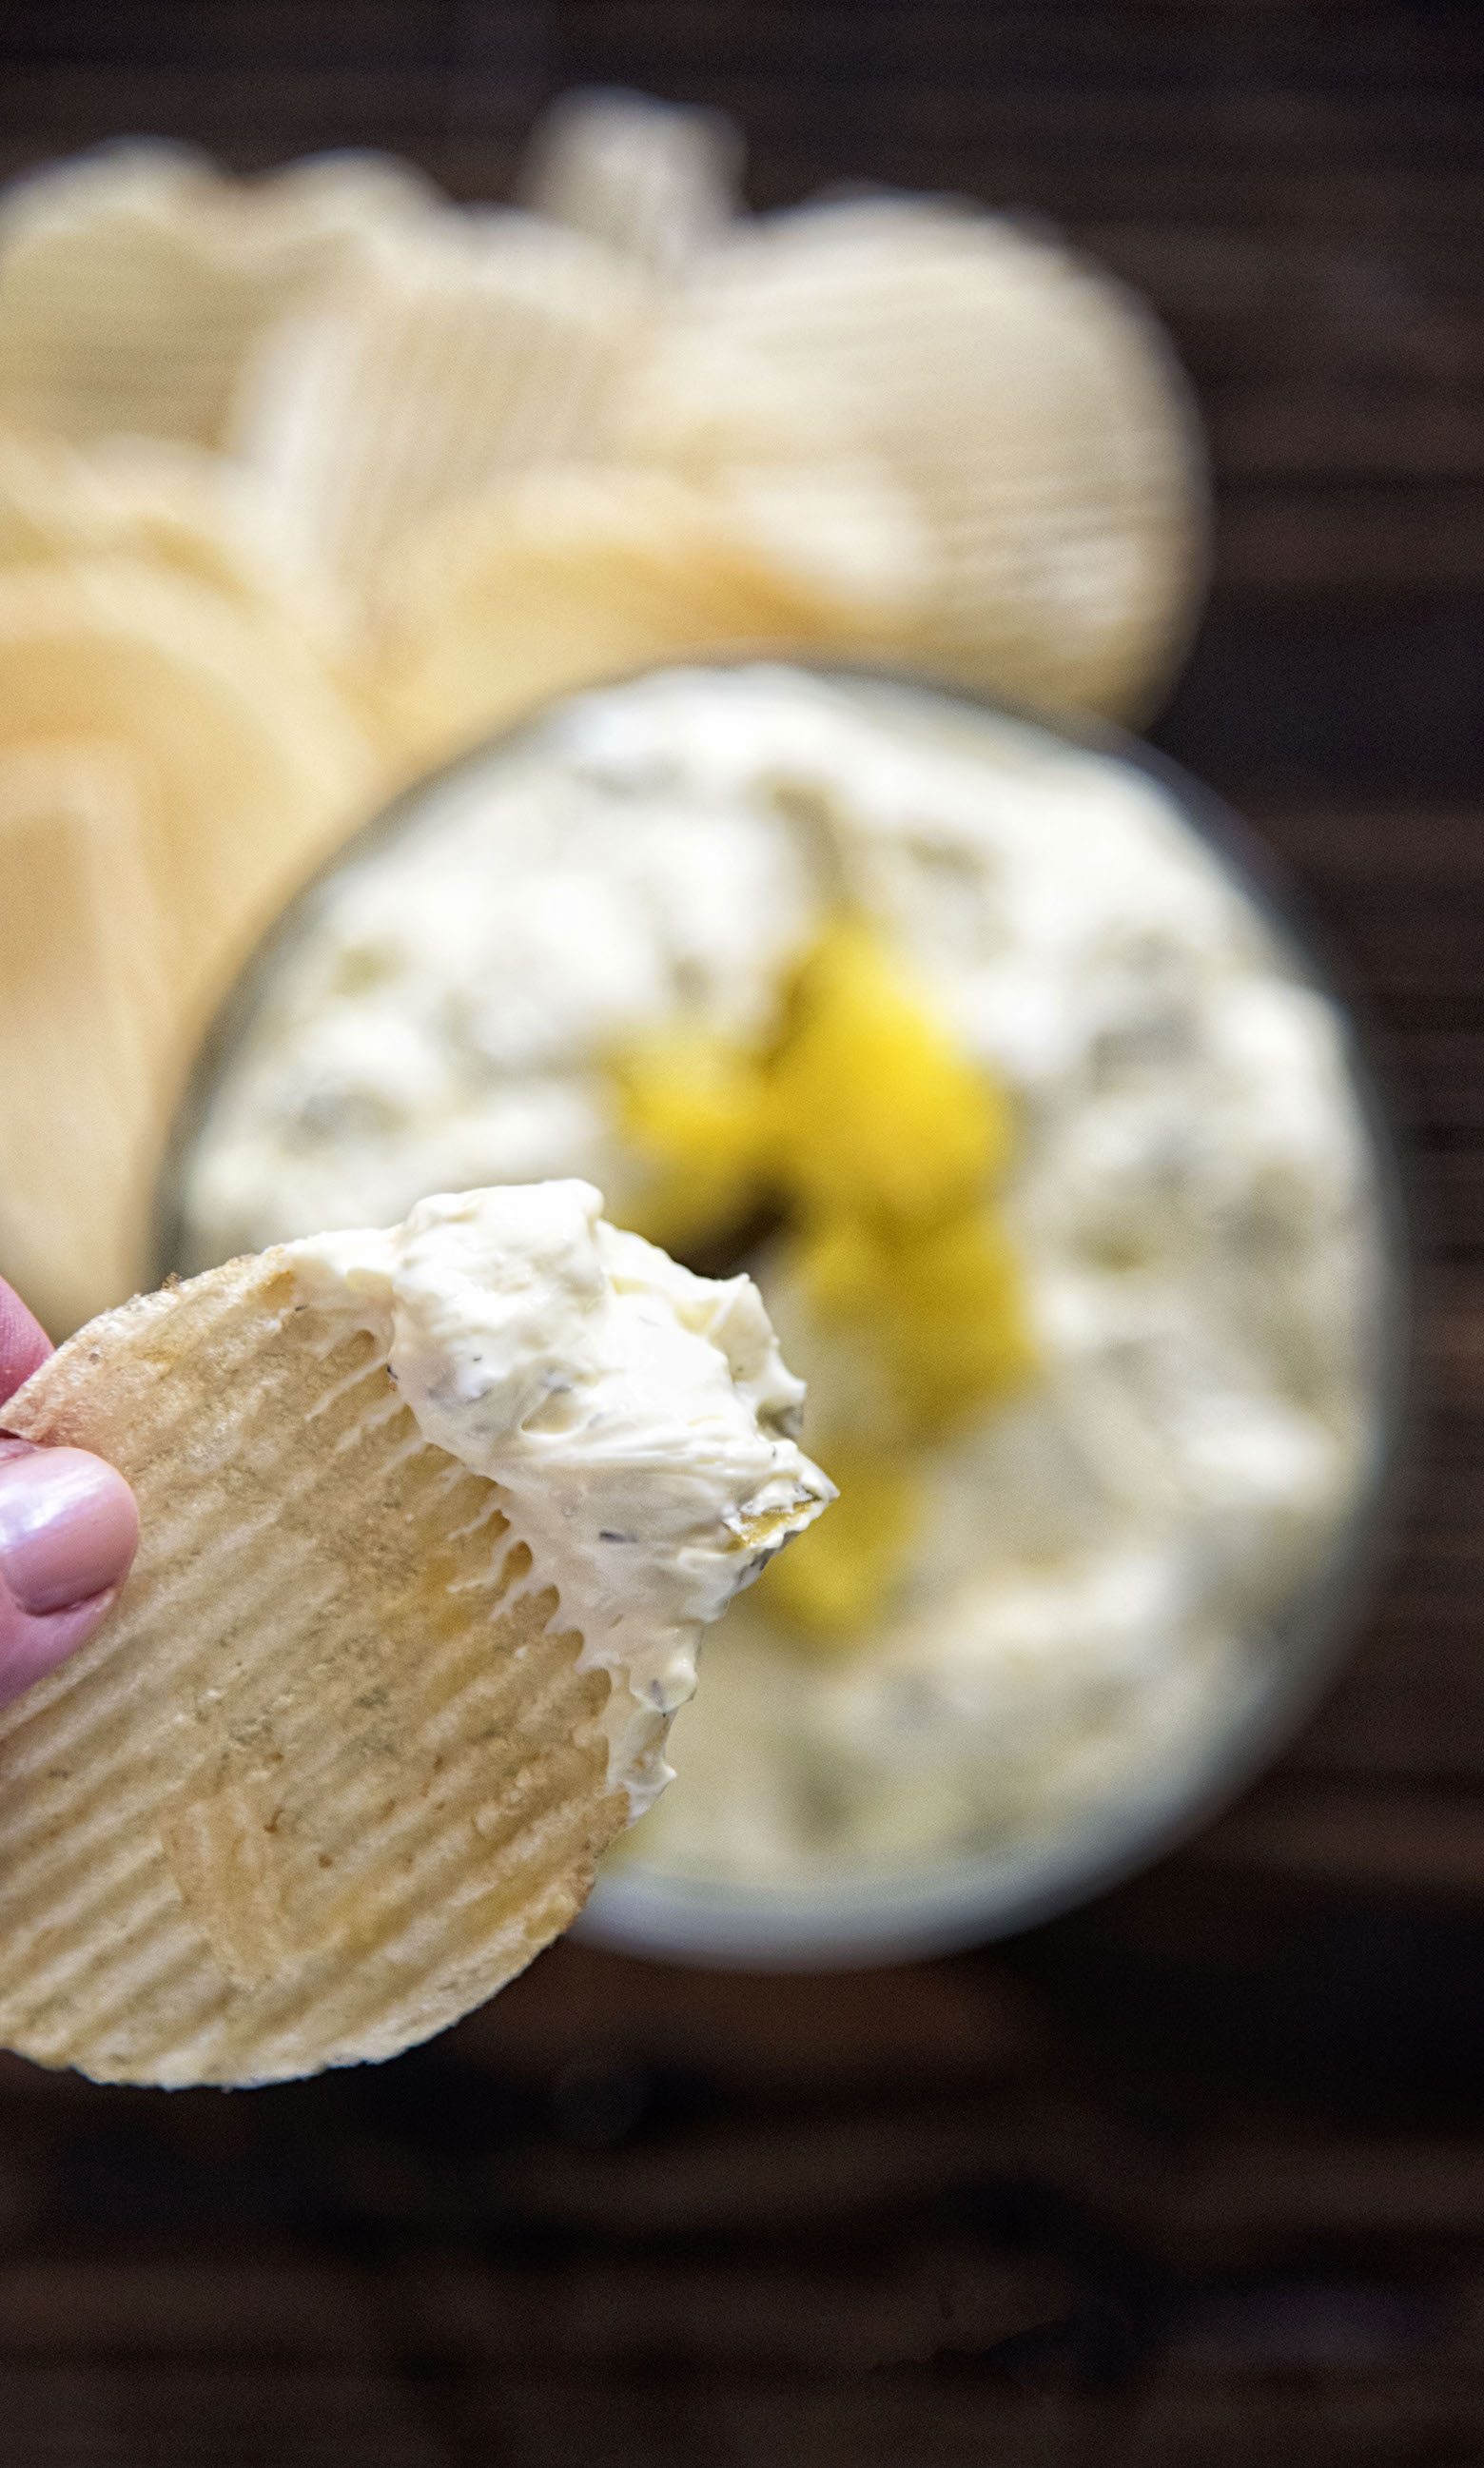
left=0, top=90, right=1207, bottom=1339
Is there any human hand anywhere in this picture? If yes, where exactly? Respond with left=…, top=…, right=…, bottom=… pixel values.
left=0, top=1279, right=138, bottom=1709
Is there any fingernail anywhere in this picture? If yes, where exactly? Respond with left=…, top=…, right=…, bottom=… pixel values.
left=0, top=1447, right=138, bottom=1615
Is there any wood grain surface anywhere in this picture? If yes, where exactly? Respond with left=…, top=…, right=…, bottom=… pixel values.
left=1, top=5, right=1481, bottom=2460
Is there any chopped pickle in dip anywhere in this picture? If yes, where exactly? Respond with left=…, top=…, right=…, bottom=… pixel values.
left=615, top=912, right=1038, bottom=1628
left=795, top=1205, right=1035, bottom=1439
left=618, top=917, right=1015, bottom=1255
left=613, top=1029, right=767, bottom=1254
left=773, top=917, right=1009, bottom=1227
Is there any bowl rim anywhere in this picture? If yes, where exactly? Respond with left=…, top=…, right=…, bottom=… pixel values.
left=157, top=652, right=1418, bottom=1972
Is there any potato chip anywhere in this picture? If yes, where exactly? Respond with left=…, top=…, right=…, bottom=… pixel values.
left=617, top=195, right=1207, bottom=718
left=0, top=142, right=437, bottom=451
left=0, top=427, right=355, bottom=666
left=707, top=454, right=936, bottom=631
left=519, top=88, right=741, bottom=274
left=233, top=212, right=655, bottom=595
left=375, top=464, right=908, bottom=772
left=0, top=559, right=379, bottom=1324
left=0, top=742, right=169, bottom=1336
left=0, top=1250, right=633, bottom=2084
left=0, top=556, right=374, bottom=984
left=0, top=1198, right=830, bottom=2086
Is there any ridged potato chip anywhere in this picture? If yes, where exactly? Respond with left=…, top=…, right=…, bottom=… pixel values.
left=0, top=427, right=354, bottom=664
left=375, top=462, right=921, bottom=771
left=0, top=743, right=169, bottom=1337
left=0, top=1251, right=633, bottom=2086
left=234, top=213, right=655, bottom=596
left=0, top=558, right=374, bottom=992
left=618, top=195, right=1206, bottom=719
left=0, top=142, right=436, bottom=449
left=520, top=88, right=741, bottom=274
left=0, top=560, right=377, bottom=1324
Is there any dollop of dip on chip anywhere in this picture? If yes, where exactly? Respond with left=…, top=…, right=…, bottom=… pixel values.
left=285, top=1179, right=832, bottom=1813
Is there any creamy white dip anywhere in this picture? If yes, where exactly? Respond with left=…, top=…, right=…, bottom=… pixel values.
left=285, top=1179, right=831, bottom=1817
left=182, top=664, right=1386, bottom=1885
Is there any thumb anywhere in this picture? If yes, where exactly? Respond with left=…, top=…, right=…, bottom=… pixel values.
left=0, top=1440, right=139, bottom=1709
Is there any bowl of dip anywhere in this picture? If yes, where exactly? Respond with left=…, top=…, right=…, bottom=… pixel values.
left=163, top=660, right=1409, bottom=1967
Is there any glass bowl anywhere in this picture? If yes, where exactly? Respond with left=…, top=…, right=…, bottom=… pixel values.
left=158, top=658, right=1415, bottom=1971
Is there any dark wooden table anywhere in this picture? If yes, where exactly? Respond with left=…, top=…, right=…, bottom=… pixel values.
left=1, top=7, right=1482, bottom=2459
